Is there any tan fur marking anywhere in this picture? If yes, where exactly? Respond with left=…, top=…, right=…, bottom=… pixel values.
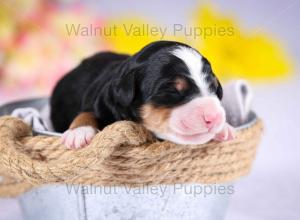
left=140, top=104, right=171, bottom=134
left=69, top=112, right=98, bottom=129
left=174, top=77, right=188, bottom=91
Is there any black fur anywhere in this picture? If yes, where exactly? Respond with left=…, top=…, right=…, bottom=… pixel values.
left=50, top=41, right=222, bottom=132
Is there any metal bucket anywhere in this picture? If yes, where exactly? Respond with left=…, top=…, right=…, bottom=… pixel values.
left=0, top=98, right=256, bottom=220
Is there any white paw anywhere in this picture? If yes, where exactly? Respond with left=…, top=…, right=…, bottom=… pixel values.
left=61, top=126, right=98, bottom=149
left=214, top=123, right=235, bottom=142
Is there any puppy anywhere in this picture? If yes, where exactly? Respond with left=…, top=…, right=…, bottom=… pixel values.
left=50, top=41, right=235, bottom=149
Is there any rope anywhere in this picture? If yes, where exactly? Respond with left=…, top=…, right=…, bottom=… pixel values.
left=0, top=116, right=263, bottom=197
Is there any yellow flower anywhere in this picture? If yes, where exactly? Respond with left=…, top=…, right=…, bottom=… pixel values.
left=192, top=5, right=293, bottom=82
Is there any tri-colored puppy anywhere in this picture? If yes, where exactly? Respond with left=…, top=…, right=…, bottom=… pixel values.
left=51, top=41, right=234, bottom=149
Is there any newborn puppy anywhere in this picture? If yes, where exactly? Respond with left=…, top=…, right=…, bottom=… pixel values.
left=51, top=41, right=235, bottom=149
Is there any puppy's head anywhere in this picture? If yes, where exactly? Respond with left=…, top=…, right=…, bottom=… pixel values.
left=114, top=41, right=225, bottom=145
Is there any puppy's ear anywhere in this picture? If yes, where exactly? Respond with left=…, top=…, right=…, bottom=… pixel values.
left=202, top=57, right=223, bottom=100
left=216, top=79, right=223, bottom=100
left=112, top=71, right=136, bottom=107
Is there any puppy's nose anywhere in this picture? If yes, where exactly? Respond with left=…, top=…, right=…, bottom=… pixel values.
left=203, top=113, right=220, bottom=129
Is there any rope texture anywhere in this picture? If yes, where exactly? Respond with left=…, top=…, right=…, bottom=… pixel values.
left=0, top=116, right=263, bottom=197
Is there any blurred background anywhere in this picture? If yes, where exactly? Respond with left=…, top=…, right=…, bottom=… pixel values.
left=0, top=0, right=299, bottom=219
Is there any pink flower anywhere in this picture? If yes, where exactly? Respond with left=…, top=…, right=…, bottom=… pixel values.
left=1, top=2, right=106, bottom=100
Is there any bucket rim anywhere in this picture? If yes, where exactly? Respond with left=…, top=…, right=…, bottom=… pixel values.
left=0, top=97, right=258, bottom=136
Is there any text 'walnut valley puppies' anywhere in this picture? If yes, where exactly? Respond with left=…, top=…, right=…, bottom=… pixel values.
left=50, top=41, right=235, bottom=149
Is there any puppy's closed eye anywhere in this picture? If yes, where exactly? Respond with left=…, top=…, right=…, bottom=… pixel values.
left=174, top=77, right=188, bottom=92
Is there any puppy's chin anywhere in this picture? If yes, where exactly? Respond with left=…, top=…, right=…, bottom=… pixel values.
left=154, top=130, right=216, bottom=145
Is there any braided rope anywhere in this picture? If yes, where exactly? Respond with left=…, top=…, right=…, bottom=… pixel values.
left=0, top=116, right=263, bottom=197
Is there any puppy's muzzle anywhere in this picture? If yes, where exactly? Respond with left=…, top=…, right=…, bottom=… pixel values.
left=169, top=96, right=226, bottom=135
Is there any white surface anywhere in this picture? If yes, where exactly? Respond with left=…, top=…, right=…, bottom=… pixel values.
left=0, top=199, right=22, bottom=220
left=226, top=78, right=300, bottom=220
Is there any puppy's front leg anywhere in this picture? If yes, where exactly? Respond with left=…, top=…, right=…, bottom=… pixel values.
left=61, top=112, right=99, bottom=149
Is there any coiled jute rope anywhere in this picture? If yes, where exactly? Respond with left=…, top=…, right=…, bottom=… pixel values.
left=0, top=116, right=263, bottom=197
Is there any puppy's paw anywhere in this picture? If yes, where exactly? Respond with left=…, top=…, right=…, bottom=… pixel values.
left=61, top=126, right=98, bottom=149
left=214, top=123, right=235, bottom=142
